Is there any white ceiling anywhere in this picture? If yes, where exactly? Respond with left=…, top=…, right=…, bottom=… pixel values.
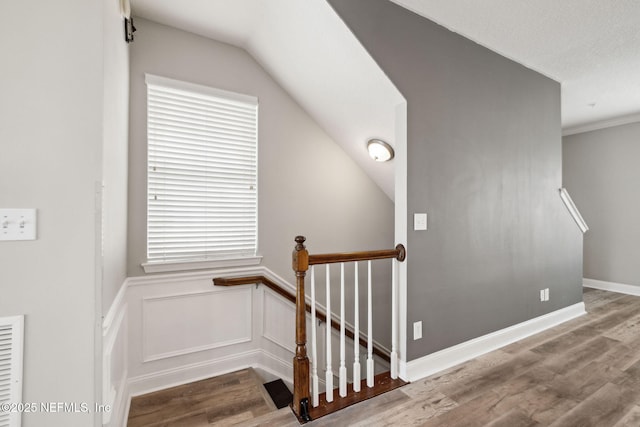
left=391, top=0, right=640, bottom=133
left=131, top=0, right=640, bottom=199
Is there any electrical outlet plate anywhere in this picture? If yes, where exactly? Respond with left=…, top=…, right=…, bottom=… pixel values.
left=413, top=321, right=422, bottom=340
left=0, top=209, right=37, bottom=241
left=540, top=288, right=550, bottom=302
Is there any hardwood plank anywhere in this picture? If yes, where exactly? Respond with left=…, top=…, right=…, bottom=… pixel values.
left=442, top=352, right=541, bottom=404
left=346, top=390, right=457, bottom=427
left=401, top=350, right=513, bottom=399
left=241, top=407, right=301, bottom=427
left=477, top=367, right=580, bottom=425
left=127, top=368, right=276, bottom=427
left=310, top=389, right=411, bottom=426
left=613, top=404, right=640, bottom=427
left=549, top=382, right=638, bottom=427
left=418, top=390, right=503, bottom=427
left=483, top=407, right=541, bottom=427
left=540, top=335, right=620, bottom=374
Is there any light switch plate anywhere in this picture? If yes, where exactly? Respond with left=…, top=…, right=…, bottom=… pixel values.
left=0, top=209, right=37, bottom=241
left=414, top=213, right=427, bottom=231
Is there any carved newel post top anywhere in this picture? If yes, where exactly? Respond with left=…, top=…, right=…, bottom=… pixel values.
left=295, top=235, right=306, bottom=251
left=292, top=236, right=309, bottom=273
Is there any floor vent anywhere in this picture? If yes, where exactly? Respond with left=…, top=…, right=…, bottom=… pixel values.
left=0, top=315, right=24, bottom=427
left=263, top=379, right=293, bottom=409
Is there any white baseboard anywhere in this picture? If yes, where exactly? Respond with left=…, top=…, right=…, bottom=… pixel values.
left=127, top=349, right=263, bottom=397
left=583, top=278, right=640, bottom=296
left=257, top=350, right=294, bottom=386
left=401, top=302, right=586, bottom=382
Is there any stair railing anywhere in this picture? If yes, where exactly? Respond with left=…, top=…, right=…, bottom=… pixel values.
left=292, top=235, right=406, bottom=422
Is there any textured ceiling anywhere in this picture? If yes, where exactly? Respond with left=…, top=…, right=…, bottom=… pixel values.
left=131, top=0, right=640, bottom=199
left=391, top=0, right=640, bottom=132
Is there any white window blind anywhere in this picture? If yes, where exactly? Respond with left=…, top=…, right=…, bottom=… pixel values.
left=145, top=74, right=258, bottom=265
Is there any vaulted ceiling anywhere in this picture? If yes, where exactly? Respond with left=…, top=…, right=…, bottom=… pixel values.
left=132, top=0, right=640, bottom=199
left=132, top=0, right=403, bottom=200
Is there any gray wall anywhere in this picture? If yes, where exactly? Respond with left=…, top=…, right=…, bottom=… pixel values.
left=563, top=122, right=640, bottom=286
left=0, top=0, right=121, bottom=425
left=127, top=19, right=395, bottom=331
left=329, top=0, right=583, bottom=360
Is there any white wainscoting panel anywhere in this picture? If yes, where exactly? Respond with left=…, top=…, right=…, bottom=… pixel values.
left=262, top=289, right=295, bottom=351
left=121, top=266, right=388, bottom=420
left=102, top=280, right=128, bottom=427
left=142, top=288, right=252, bottom=362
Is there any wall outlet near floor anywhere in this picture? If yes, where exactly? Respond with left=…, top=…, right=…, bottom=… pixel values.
left=413, top=321, right=422, bottom=340
left=540, top=288, right=550, bottom=302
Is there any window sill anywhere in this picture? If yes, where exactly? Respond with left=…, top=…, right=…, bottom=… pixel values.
left=141, top=256, right=263, bottom=274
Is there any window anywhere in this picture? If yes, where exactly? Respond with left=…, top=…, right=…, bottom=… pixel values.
left=143, top=74, right=259, bottom=272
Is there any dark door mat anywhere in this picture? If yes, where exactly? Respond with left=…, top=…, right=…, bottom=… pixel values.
left=263, top=379, right=293, bottom=409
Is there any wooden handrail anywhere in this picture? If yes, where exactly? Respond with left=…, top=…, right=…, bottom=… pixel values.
left=213, top=275, right=391, bottom=362
left=309, top=244, right=406, bottom=265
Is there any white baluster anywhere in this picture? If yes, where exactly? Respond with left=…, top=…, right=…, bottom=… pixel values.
left=367, top=260, right=374, bottom=387
left=310, top=266, right=319, bottom=407
left=391, top=259, right=398, bottom=379
left=353, top=261, right=361, bottom=392
left=339, top=263, right=347, bottom=397
left=325, top=264, right=333, bottom=402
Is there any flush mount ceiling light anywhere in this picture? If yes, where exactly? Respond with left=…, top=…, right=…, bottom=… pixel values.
left=367, top=138, right=394, bottom=162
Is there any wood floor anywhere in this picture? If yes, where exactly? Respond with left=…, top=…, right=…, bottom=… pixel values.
left=127, top=368, right=276, bottom=426
left=247, top=289, right=640, bottom=426
left=129, top=289, right=640, bottom=426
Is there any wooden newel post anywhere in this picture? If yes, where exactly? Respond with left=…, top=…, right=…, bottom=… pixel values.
left=292, top=236, right=311, bottom=421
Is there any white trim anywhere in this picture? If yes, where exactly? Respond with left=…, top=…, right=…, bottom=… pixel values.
left=141, top=256, right=263, bottom=274
left=127, top=348, right=294, bottom=399
left=257, top=350, right=294, bottom=386
left=128, top=265, right=266, bottom=287
left=394, top=101, right=408, bottom=380
left=583, top=278, right=640, bottom=296
left=559, top=188, right=589, bottom=233
left=401, top=302, right=586, bottom=382
left=562, top=112, right=640, bottom=136
left=116, top=379, right=131, bottom=427
left=261, top=290, right=296, bottom=353
left=102, top=282, right=128, bottom=427
left=128, top=349, right=263, bottom=397
left=103, top=280, right=127, bottom=334
left=102, top=304, right=126, bottom=424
